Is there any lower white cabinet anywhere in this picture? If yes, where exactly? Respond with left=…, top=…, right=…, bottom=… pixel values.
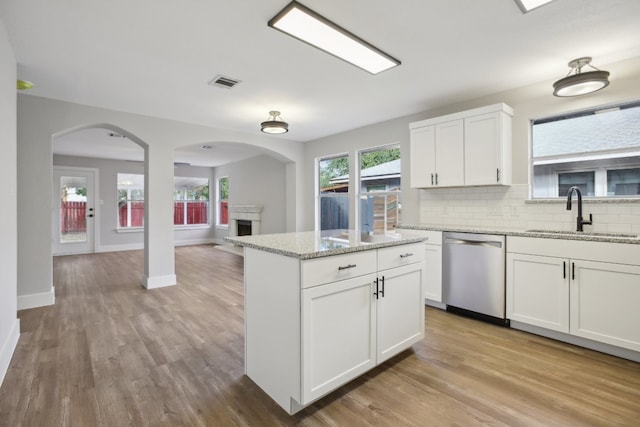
left=244, top=243, right=425, bottom=415
left=571, top=260, right=640, bottom=351
left=507, top=253, right=569, bottom=333
left=301, top=262, right=425, bottom=405
left=507, top=237, right=640, bottom=354
left=302, top=274, right=377, bottom=404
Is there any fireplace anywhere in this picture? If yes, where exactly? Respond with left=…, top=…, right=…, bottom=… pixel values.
left=237, top=219, right=252, bottom=236
left=228, top=205, right=263, bottom=237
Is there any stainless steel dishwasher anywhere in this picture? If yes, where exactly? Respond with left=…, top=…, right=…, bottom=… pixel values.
left=442, top=232, right=508, bottom=325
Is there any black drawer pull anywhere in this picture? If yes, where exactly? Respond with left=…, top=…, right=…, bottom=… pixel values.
left=338, top=264, right=356, bottom=271
left=400, top=253, right=414, bottom=258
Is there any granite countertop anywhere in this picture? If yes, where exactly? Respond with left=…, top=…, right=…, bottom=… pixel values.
left=224, top=230, right=428, bottom=259
left=397, top=224, right=640, bottom=245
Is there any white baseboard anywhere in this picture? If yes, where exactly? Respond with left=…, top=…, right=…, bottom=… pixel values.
left=0, top=318, right=20, bottom=387
left=143, top=274, right=177, bottom=289
left=175, top=238, right=215, bottom=247
left=96, top=243, right=144, bottom=253
left=18, top=287, right=55, bottom=310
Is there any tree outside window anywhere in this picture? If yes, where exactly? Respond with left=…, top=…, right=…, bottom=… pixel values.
left=218, top=177, right=229, bottom=226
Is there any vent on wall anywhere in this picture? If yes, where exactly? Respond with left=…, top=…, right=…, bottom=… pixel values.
left=209, top=75, right=241, bottom=89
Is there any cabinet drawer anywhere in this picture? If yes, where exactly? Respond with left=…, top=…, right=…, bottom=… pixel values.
left=301, top=250, right=377, bottom=289
left=377, top=243, right=424, bottom=271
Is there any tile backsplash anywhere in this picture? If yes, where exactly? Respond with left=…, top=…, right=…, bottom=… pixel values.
left=418, top=184, right=640, bottom=234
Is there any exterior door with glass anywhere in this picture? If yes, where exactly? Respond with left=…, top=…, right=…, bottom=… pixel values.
left=52, top=167, right=96, bottom=255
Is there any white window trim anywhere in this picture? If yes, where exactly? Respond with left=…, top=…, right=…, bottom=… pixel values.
left=216, top=176, right=229, bottom=227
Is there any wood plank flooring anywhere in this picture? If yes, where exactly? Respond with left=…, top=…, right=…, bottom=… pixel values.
left=1, top=245, right=639, bottom=426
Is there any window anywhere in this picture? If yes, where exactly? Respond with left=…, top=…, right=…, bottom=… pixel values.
left=117, top=173, right=144, bottom=228
left=217, top=177, right=229, bottom=226
left=531, top=101, right=640, bottom=198
left=318, top=154, right=349, bottom=231
left=174, top=177, right=209, bottom=225
left=358, top=145, right=401, bottom=235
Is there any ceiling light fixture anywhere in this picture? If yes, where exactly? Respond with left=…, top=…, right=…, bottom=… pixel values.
left=260, top=111, right=289, bottom=134
left=514, top=0, right=555, bottom=13
left=553, top=57, right=610, bottom=97
left=268, top=1, right=400, bottom=75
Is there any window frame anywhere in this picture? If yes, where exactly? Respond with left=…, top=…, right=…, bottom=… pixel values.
left=173, top=177, right=210, bottom=227
left=216, top=176, right=229, bottom=228
left=116, top=173, right=145, bottom=230
left=530, top=101, right=640, bottom=199
left=357, top=144, right=401, bottom=236
left=316, top=153, right=350, bottom=233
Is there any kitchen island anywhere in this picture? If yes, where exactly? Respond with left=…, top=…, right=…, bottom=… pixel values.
left=225, top=230, right=427, bottom=414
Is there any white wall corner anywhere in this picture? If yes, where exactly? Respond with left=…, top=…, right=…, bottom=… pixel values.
left=143, top=274, right=177, bottom=289
left=0, top=318, right=20, bottom=388
left=17, top=287, right=55, bottom=310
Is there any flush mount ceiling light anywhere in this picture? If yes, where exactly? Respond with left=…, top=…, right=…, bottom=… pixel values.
left=260, top=111, right=289, bottom=134
left=553, top=57, right=610, bottom=97
left=268, top=1, right=400, bottom=75
left=514, top=0, right=556, bottom=13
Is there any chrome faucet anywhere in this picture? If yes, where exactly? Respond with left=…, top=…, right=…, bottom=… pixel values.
left=566, top=186, right=592, bottom=232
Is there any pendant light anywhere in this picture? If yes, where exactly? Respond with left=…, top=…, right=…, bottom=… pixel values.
left=553, top=57, right=610, bottom=97
left=260, top=111, right=289, bottom=134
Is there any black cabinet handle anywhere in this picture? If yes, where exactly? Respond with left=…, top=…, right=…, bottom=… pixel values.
left=572, top=262, right=575, bottom=280
left=497, top=168, right=500, bottom=183
left=431, top=173, right=434, bottom=186
left=563, top=261, right=566, bottom=279
left=380, top=276, right=385, bottom=298
left=373, top=277, right=379, bottom=299
left=435, top=173, right=439, bottom=185
left=400, top=253, right=414, bottom=258
left=338, top=264, right=356, bottom=271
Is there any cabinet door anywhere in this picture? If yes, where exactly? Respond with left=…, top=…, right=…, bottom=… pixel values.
left=506, top=253, right=569, bottom=333
left=570, top=260, right=640, bottom=352
left=409, top=125, right=436, bottom=188
left=464, top=112, right=502, bottom=186
left=424, top=244, right=442, bottom=302
left=377, top=263, right=425, bottom=364
left=434, top=120, right=464, bottom=186
left=301, top=273, right=377, bottom=404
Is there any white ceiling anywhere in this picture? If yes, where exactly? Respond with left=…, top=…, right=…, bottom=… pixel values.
left=2, top=0, right=640, bottom=166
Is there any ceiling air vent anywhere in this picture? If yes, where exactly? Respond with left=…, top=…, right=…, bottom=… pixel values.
left=209, top=75, right=241, bottom=89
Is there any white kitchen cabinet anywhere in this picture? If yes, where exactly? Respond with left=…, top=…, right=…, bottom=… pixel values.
left=400, top=229, right=443, bottom=304
left=506, top=253, right=569, bottom=333
left=507, top=236, right=640, bottom=355
left=409, top=120, right=464, bottom=188
left=377, top=262, right=425, bottom=363
left=409, top=103, right=512, bottom=188
left=571, top=260, right=640, bottom=352
left=464, top=111, right=512, bottom=186
left=301, top=273, right=377, bottom=404
left=242, top=241, right=425, bottom=415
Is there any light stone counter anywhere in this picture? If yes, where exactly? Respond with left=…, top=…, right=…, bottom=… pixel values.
left=397, top=224, right=640, bottom=245
left=224, top=230, right=427, bottom=260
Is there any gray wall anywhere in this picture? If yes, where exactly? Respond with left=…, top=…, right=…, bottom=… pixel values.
left=213, top=154, right=288, bottom=243
left=54, top=155, right=217, bottom=251
left=302, top=56, right=640, bottom=231
left=0, top=18, right=19, bottom=387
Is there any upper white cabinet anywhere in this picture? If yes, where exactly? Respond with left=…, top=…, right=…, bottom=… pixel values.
left=410, top=103, right=513, bottom=188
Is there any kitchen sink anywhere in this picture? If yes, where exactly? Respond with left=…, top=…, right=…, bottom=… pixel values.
left=525, top=229, right=638, bottom=238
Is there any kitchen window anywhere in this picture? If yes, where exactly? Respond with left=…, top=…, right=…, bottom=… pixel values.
left=217, top=177, right=229, bottom=227
left=174, top=177, right=209, bottom=226
left=358, top=145, right=401, bottom=235
left=318, top=154, right=349, bottom=231
left=531, top=101, right=640, bottom=198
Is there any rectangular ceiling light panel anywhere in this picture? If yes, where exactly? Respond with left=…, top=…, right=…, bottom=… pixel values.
left=268, top=1, right=400, bottom=75
left=514, top=0, right=555, bottom=13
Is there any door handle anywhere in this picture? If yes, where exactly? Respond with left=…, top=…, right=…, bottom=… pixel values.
left=87, top=214, right=94, bottom=218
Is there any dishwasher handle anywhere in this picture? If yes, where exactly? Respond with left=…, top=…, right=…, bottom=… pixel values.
left=444, top=238, right=503, bottom=249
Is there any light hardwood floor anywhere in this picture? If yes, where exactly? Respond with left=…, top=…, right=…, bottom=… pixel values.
left=1, top=245, right=639, bottom=426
